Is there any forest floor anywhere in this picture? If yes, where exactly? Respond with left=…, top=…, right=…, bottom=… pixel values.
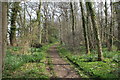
left=47, top=45, right=80, bottom=78
left=3, top=43, right=119, bottom=78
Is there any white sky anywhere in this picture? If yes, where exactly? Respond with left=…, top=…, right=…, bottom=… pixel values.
left=0, top=0, right=119, bottom=2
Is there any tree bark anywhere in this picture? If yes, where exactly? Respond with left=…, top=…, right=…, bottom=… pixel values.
left=104, top=1, right=108, bottom=47
left=1, top=2, right=7, bottom=71
left=37, top=2, right=42, bottom=44
left=43, top=4, right=49, bottom=43
left=70, top=2, right=75, bottom=51
left=9, top=2, right=20, bottom=46
left=86, top=2, right=103, bottom=61
left=108, top=1, right=113, bottom=51
left=58, top=17, right=63, bottom=45
left=80, top=2, right=90, bottom=54
left=114, top=2, right=120, bottom=51
left=0, top=2, right=2, bottom=78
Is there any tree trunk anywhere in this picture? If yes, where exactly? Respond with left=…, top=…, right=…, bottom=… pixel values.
left=0, top=2, right=2, bottom=77
left=70, top=2, right=75, bottom=51
left=9, top=2, right=20, bottom=46
left=1, top=2, right=7, bottom=71
left=114, top=2, right=120, bottom=51
left=43, top=4, right=49, bottom=43
left=86, top=2, right=103, bottom=61
left=37, top=2, right=42, bottom=44
left=108, top=1, right=113, bottom=51
left=44, top=18, right=48, bottom=43
left=104, top=1, right=108, bottom=47
left=80, top=2, right=90, bottom=54
left=58, top=18, right=63, bottom=45
left=100, top=2, right=104, bottom=45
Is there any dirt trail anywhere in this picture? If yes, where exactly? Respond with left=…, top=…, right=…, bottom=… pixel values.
left=48, top=45, right=80, bottom=78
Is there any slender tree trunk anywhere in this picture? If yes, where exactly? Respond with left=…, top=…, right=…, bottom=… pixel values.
left=37, top=2, right=42, bottom=44
left=108, top=1, right=113, bottom=51
left=64, top=9, right=70, bottom=48
left=80, top=2, right=90, bottom=54
left=44, top=18, right=48, bottom=43
left=86, top=2, right=103, bottom=61
left=70, top=2, right=75, bottom=51
left=43, top=4, right=49, bottom=43
left=100, top=2, right=104, bottom=45
left=87, top=17, right=94, bottom=50
left=105, top=1, right=108, bottom=47
left=89, top=17, right=96, bottom=50
left=23, top=2, right=26, bottom=37
left=59, top=18, right=63, bottom=44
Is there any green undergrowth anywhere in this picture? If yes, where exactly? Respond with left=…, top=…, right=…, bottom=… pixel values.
left=4, top=63, right=49, bottom=78
left=3, top=43, right=55, bottom=78
left=57, top=45, right=119, bottom=79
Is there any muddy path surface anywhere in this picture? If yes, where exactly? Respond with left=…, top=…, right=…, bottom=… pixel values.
left=47, top=45, right=80, bottom=78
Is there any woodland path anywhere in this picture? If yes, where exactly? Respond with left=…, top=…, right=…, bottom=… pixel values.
left=47, top=45, right=80, bottom=78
